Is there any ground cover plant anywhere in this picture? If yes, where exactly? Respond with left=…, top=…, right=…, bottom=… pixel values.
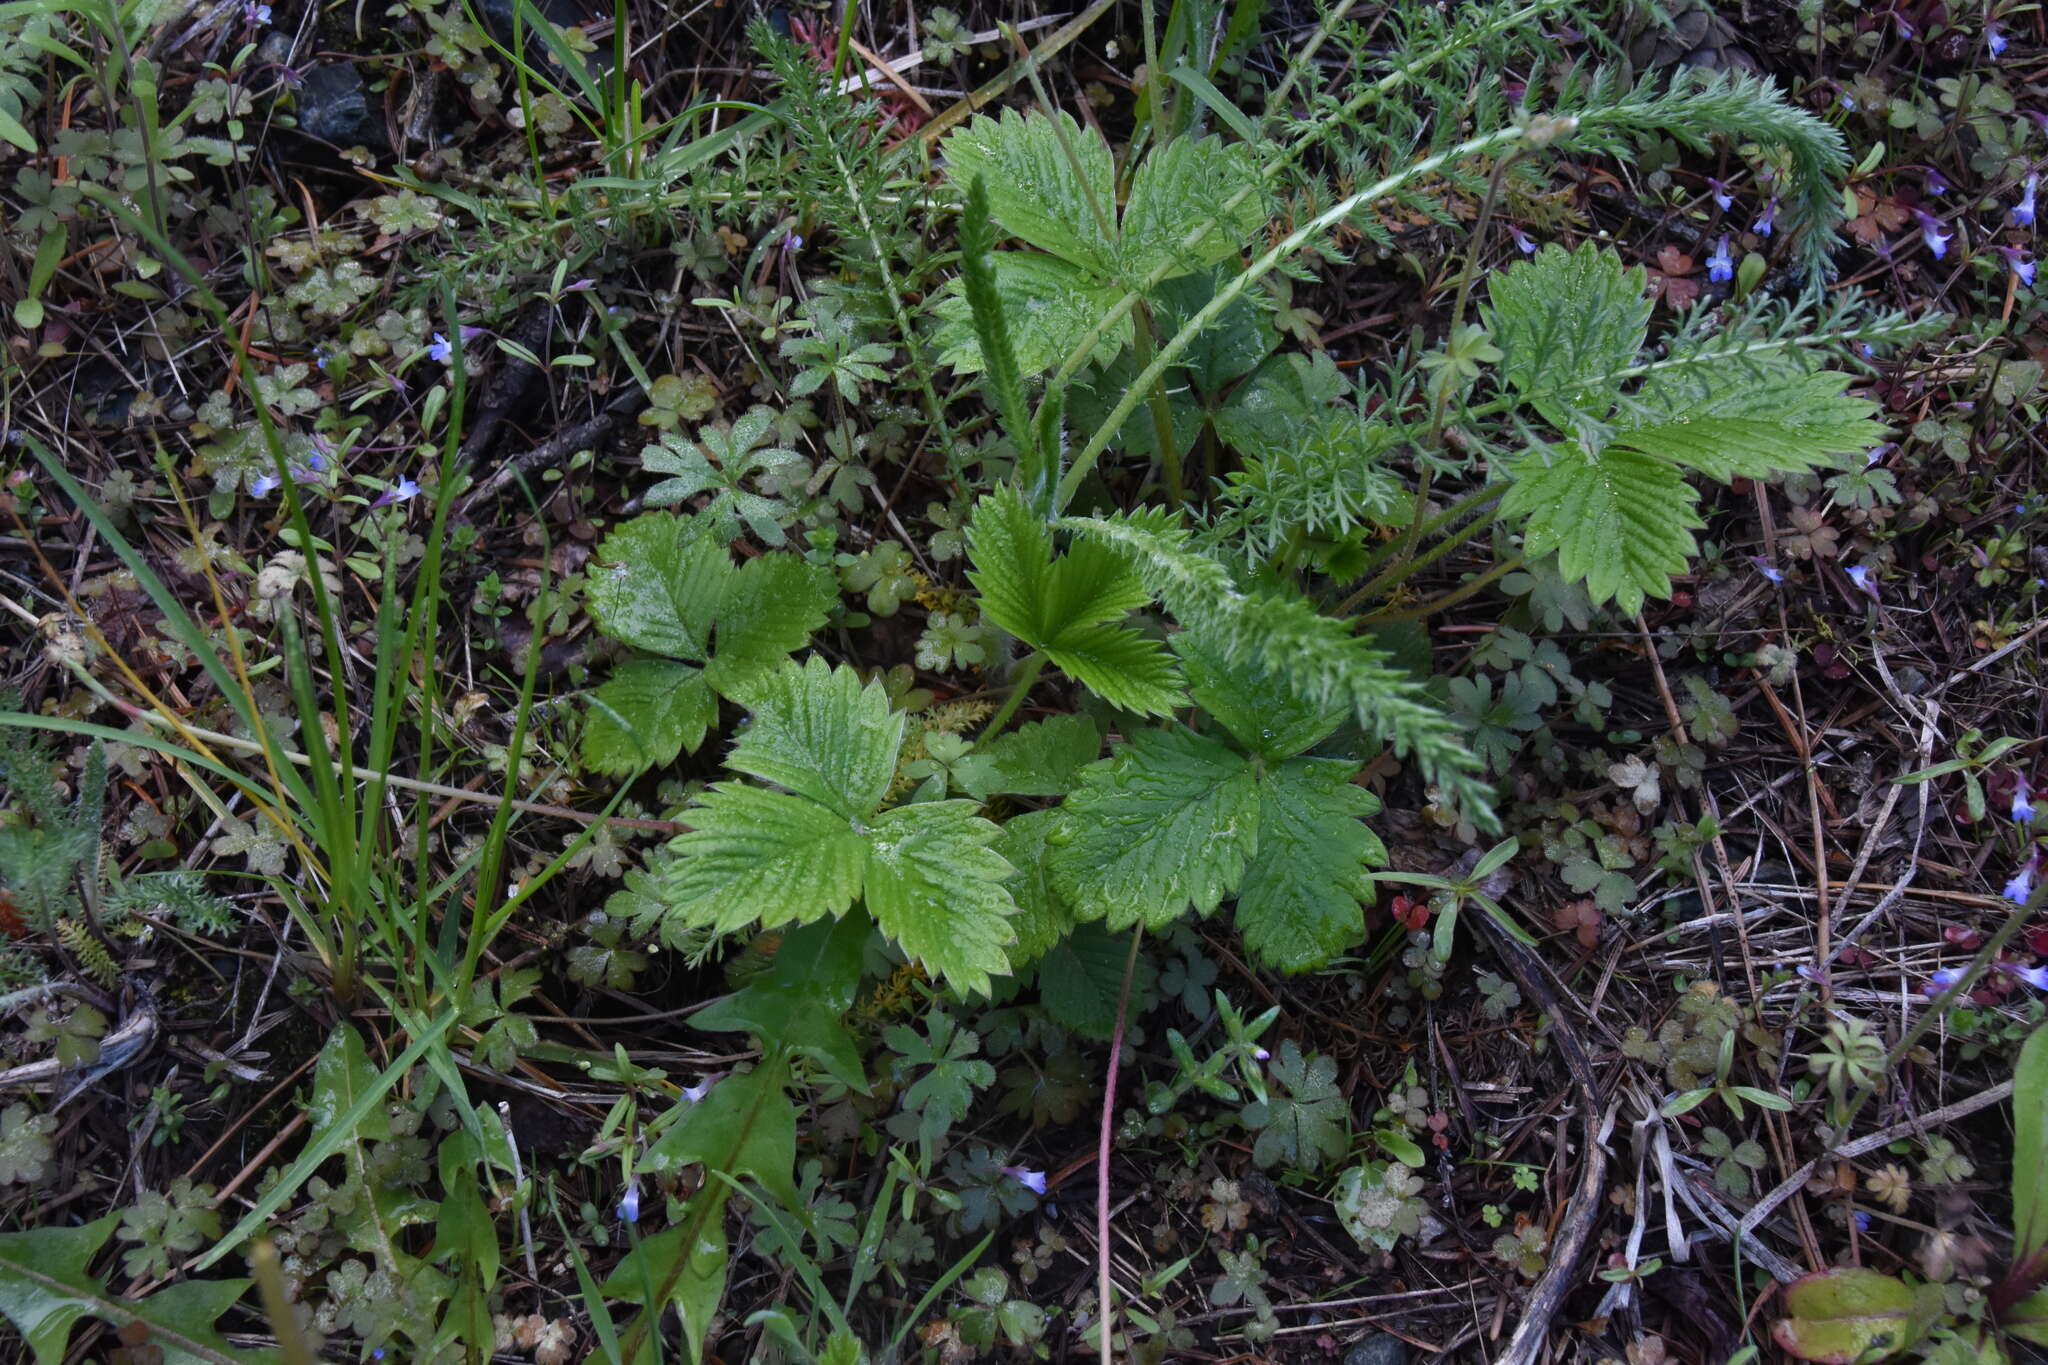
left=0, top=0, right=2046, bottom=1360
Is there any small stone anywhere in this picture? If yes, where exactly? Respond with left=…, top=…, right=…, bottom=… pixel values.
left=1344, top=1334, right=1410, bottom=1365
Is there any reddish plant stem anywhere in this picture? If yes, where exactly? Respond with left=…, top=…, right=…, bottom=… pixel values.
left=1098, top=924, right=1143, bottom=1364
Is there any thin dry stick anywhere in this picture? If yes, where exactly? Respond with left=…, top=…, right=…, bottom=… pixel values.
left=1098, top=925, right=1144, bottom=1365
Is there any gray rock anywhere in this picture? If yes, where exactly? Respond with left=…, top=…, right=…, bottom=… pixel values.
left=1344, top=1333, right=1410, bottom=1365
left=294, top=63, right=381, bottom=147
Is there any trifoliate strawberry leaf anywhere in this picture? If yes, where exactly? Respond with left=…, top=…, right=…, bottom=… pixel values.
left=1235, top=758, right=1384, bottom=973
left=704, top=551, right=836, bottom=686
left=663, top=784, right=868, bottom=937
left=723, top=656, right=904, bottom=822
left=862, top=802, right=1016, bottom=998
left=583, top=659, right=717, bottom=776
left=1501, top=442, right=1703, bottom=617
left=1050, top=726, right=1260, bottom=931
left=968, top=484, right=1182, bottom=716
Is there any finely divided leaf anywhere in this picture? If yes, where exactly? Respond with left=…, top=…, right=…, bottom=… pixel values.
left=1483, top=242, right=1652, bottom=432
left=583, top=659, right=717, bottom=776
left=1050, top=727, right=1260, bottom=930
left=663, top=784, right=869, bottom=937
left=1501, top=443, right=1703, bottom=616
left=941, top=109, right=1118, bottom=276
left=1235, top=759, right=1384, bottom=973
left=863, top=802, right=1017, bottom=997
left=723, top=657, right=904, bottom=821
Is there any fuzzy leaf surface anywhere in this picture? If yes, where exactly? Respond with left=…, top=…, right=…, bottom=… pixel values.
left=941, top=110, right=1117, bottom=275
left=1050, top=726, right=1260, bottom=930
left=1117, top=134, right=1266, bottom=281
left=1616, top=364, right=1886, bottom=480
left=1235, top=759, right=1384, bottom=973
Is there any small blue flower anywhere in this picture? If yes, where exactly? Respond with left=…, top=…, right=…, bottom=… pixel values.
left=1858, top=342, right=1877, bottom=359
left=371, top=476, right=419, bottom=508
left=1508, top=225, right=1538, bottom=254
left=1748, top=555, right=1784, bottom=584
left=1989, top=23, right=2008, bottom=56
left=2014, top=777, right=2034, bottom=824
left=681, top=1073, right=723, bottom=1103
left=1754, top=197, right=1778, bottom=238
left=1853, top=1210, right=1871, bottom=1232
left=1922, top=967, right=1964, bottom=996
left=1707, top=177, right=1733, bottom=211
left=1999, top=245, right=2038, bottom=287
left=426, top=325, right=487, bottom=365
left=2007, top=860, right=2038, bottom=904
left=1925, top=168, right=1950, bottom=196
left=1002, top=1166, right=1048, bottom=1195
left=250, top=473, right=280, bottom=497
left=1707, top=236, right=1734, bottom=283
left=1998, top=961, right=2048, bottom=991
left=1253, top=1046, right=1271, bottom=1062
left=1914, top=209, right=1952, bottom=258
left=617, top=1182, right=640, bottom=1224
left=1893, top=12, right=1914, bottom=38
left=783, top=230, right=804, bottom=252
left=2016, top=173, right=2038, bottom=227
left=1840, top=92, right=1857, bottom=111
left=243, top=1, right=271, bottom=23
left=1844, top=564, right=1880, bottom=600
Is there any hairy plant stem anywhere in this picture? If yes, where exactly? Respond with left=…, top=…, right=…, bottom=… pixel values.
left=1356, top=554, right=1524, bottom=626
left=1334, top=487, right=1504, bottom=616
left=975, top=651, right=1046, bottom=748
left=1129, top=298, right=1185, bottom=507
left=1098, top=923, right=1144, bottom=1365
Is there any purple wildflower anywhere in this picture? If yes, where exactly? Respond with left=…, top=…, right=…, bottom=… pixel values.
left=1914, top=209, right=1952, bottom=258
left=1989, top=23, right=2009, bottom=57
left=1841, top=92, right=1857, bottom=111
left=250, top=473, right=281, bottom=497
left=2016, top=173, right=2038, bottom=227
left=1749, top=556, right=1785, bottom=585
left=783, top=230, right=804, bottom=251
left=1707, top=236, right=1734, bottom=283
left=1922, top=967, right=1964, bottom=996
left=562, top=278, right=595, bottom=292
left=1853, top=1211, right=1872, bottom=1232
left=243, top=1, right=271, bottom=23
left=1508, top=225, right=1538, bottom=254
left=1997, top=962, right=2048, bottom=991
left=1003, top=1166, right=1048, bottom=1196
left=1707, top=177, right=1733, bottom=211
left=1844, top=563, right=1880, bottom=600
left=617, top=1181, right=640, bottom=1224
left=1754, top=198, right=1779, bottom=238
left=2014, top=776, right=2034, bottom=824
left=1893, top=11, right=1914, bottom=38
left=426, top=325, right=488, bottom=365
left=1925, top=168, right=1950, bottom=196
left=681, top=1073, right=722, bottom=1103
left=370, top=476, right=419, bottom=508
left=2006, top=860, right=2038, bottom=904
left=1253, top=1046, right=1271, bottom=1062
left=1859, top=342, right=1877, bottom=359
left=1998, top=246, right=2038, bottom=287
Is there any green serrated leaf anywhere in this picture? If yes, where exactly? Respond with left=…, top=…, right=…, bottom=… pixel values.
left=933, top=253, right=1130, bottom=377
left=1175, top=627, right=1341, bottom=759
left=861, top=802, right=1016, bottom=998
left=1483, top=242, right=1652, bottom=431
left=1236, top=759, right=1383, bottom=973
left=1034, top=922, right=1157, bottom=1041
left=941, top=109, right=1118, bottom=276
left=1051, top=726, right=1260, bottom=930
left=1117, top=133, right=1265, bottom=281
left=991, top=809, right=1074, bottom=968
left=1616, top=364, right=1886, bottom=480
left=1501, top=442, right=1703, bottom=615
left=1241, top=1041, right=1349, bottom=1173
left=583, top=659, right=717, bottom=775
left=586, top=512, right=726, bottom=658
left=723, top=658, right=904, bottom=821
left=968, top=484, right=1182, bottom=716
left=954, top=714, right=1102, bottom=799
left=704, top=552, right=835, bottom=682
left=664, top=784, right=869, bottom=937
